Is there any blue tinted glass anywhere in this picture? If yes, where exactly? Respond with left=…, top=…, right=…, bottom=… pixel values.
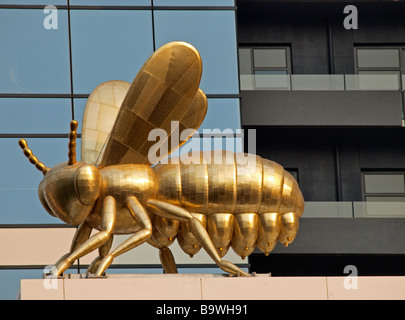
left=199, top=98, right=240, bottom=131
left=0, top=138, right=69, bottom=224
left=70, top=10, right=154, bottom=94
left=73, top=98, right=87, bottom=134
left=70, top=0, right=150, bottom=4
left=0, top=1, right=66, bottom=4
left=154, top=10, right=239, bottom=94
left=0, top=269, right=43, bottom=300
left=0, top=99, right=72, bottom=134
left=154, top=0, right=234, bottom=6
left=0, top=9, right=70, bottom=93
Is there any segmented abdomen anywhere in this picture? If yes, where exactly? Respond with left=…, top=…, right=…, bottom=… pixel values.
left=152, top=151, right=304, bottom=259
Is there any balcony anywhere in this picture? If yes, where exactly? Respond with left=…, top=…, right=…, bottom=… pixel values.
left=303, top=201, right=405, bottom=218
left=270, top=200, right=405, bottom=254
left=240, top=74, right=405, bottom=127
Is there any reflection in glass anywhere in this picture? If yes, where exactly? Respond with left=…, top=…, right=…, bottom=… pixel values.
left=0, top=98, right=71, bottom=134
left=154, top=10, right=239, bottom=94
left=253, top=48, right=287, bottom=68
left=0, top=9, right=70, bottom=93
left=70, top=10, right=153, bottom=94
left=154, top=0, right=234, bottom=5
left=364, top=174, right=405, bottom=194
left=0, top=138, right=71, bottom=224
left=357, top=49, right=400, bottom=68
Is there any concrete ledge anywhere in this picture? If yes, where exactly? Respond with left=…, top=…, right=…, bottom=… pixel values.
left=18, top=274, right=405, bottom=300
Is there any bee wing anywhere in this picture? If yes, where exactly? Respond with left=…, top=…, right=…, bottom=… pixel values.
left=80, top=80, right=131, bottom=166
left=97, top=41, right=205, bottom=168
left=177, top=88, right=207, bottom=148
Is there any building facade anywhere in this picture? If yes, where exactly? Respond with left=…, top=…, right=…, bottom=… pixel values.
left=2, top=0, right=405, bottom=300
left=237, top=0, right=405, bottom=276
left=0, top=0, right=244, bottom=300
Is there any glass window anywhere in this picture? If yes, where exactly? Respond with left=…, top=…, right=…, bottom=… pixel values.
left=239, top=48, right=252, bottom=75
left=0, top=0, right=66, bottom=4
left=361, top=172, right=405, bottom=217
left=355, top=47, right=405, bottom=90
left=239, top=47, right=291, bottom=90
left=199, top=98, right=241, bottom=131
left=0, top=9, right=70, bottom=94
left=239, top=47, right=291, bottom=73
left=0, top=138, right=70, bottom=224
left=154, top=10, right=239, bottom=95
left=357, top=49, right=400, bottom=68
left=70, top=10, right=154, bottom=94
left=0, top=98, right=71, bottom=134
left=70, top=0, right=150, bottom=5
left=253, top=48, right=287, bottom=68
left=0, top=269, right=43, bottom=300
left=364, top=174, right=405, bottom=194
left=154, top=0, right=234, bottom=6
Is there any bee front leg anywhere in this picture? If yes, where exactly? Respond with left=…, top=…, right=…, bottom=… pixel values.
left=147, top=200, right=250, bottom=277
left=52, top=196, right=116, bottom=276
left=51, top=222, right=93, bottom=275
left=95, top=196, right=152, bottom=276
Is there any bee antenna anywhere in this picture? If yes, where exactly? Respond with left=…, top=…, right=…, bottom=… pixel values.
left=68, top=120, right=78, bottom=165
left=18, top=139, right=50, bottom=175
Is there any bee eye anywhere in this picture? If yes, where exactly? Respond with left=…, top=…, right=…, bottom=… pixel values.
left=74, top=165, right=101, bottom=206
left=38, top=179, right=56, bottom=217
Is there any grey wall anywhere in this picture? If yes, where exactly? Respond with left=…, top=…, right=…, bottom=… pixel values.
left=250, top=127, right=405, bottom=202
left=237, top=2, right=405, bottom=74
left=241, top=90, right=403, bottom=127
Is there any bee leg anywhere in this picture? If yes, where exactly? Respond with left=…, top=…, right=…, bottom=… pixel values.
left=95, top=195, right=152, bottom=276
left=147, top=238, right=178, bottom=274
left=52, top=221, right=93, bottom=275
left=52, top=196, right=116, bottom=276
left=147, top=199, right=251, bottom=277
left=85, top=235, right=114, bottom=275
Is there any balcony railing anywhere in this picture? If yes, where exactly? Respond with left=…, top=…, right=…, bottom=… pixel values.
left=303, top=201, right=405, bottom=218
left=240, top=74, right=405, bottom=91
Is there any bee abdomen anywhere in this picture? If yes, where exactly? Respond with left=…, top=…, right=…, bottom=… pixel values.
left=231, top=213, right=259, bottom=259
left=152, top=151, right=304, bottom=257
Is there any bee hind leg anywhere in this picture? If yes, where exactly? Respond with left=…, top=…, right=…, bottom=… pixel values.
left=95, top=195, right=152, bottom=276
left=147, top=199, right=250, bottom=277
left=147, top=238, right=178, bottom=274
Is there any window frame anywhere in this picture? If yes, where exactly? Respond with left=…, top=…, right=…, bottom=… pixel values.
left=239, top=46, right=292, bottom=75
left=354, top=46, right=405, bottom=89
left=361, top=171, right=405, bottom=202
left=238, top=45, right=292, bottom=90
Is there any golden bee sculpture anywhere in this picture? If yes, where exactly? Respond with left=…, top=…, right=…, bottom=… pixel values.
left=18, top=42, right=304, bottom=277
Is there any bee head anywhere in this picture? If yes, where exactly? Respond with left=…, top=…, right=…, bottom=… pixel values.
left=19, top=121, right=101, bottom=225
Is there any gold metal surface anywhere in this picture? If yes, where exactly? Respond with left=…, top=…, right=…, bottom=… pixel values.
left=231, top=213, right=259, bottom=260
left=68, top=120, right=78, bottom=165
left=18, top=41, right=305, bottom=278
left=207, top=213, right=234, bottom=258
left=98, top=41, right=206, bottom=168
left=177, top=213, right=206, bottom=257
left=18, top=139, right=50, bottom=175
left=81, top=80, right=131, bottom=166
